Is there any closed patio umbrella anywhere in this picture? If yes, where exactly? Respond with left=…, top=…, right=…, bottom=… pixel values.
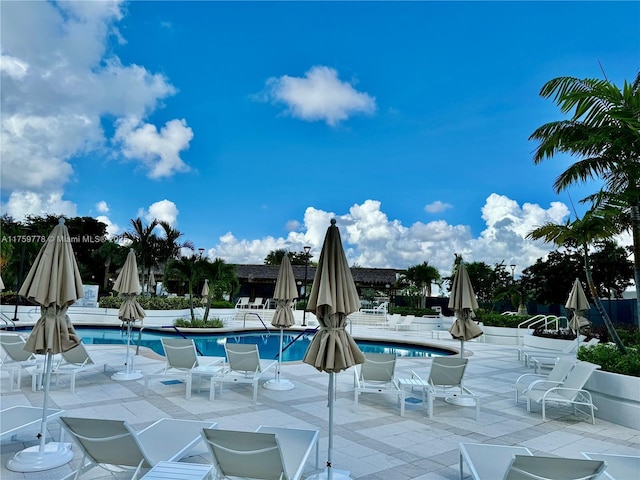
left=0, top=273, right=4, bottom=291
left=303, top=219, right=365, bottom=480
left=448, top=260, right=483, bottom=358
left=7, top=218, right=80, bottom=472
left=148, top=270, right=156, bottom=295
left=201, top=278, right=209, bottom=306
left=264, top=255, right=298, bottom=391
left=566, top=278, right=591, bottom=333
left=111, top=249, right=145, bottom=381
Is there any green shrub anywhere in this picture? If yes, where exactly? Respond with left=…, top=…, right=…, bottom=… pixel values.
left=390, top=307, right=439, bottom=317
left=209, top=300, right=234, bottom=309
left=99, top=296, right=198, bottom=310
left=476, top=312, right=535, bottom=328
left=173, top=317, right=225, bottom=328
left=578, top=343, right=640, bottom=377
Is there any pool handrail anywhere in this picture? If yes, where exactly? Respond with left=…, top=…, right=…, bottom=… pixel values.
left=243, top=312, right=270, bottom=336
left=516, top=315, right=565, bottom=345
left=276, top=327, right=319, bottom=360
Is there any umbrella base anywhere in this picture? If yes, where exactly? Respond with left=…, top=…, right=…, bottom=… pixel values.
left=445, top=394, right=477, bottom=407
left=6, top=442, right=74, bottom=472
left=263, top=378, right=295, bottom=391
left=111, top=370, right=143, bottom=381
left=307, top=467, right=352, bottom=479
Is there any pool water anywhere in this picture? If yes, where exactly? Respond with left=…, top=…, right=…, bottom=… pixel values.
left=73, top=327, right=450, bottom=361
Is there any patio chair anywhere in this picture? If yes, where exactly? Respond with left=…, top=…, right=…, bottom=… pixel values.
left=42, top=342, right=107, bottom=393
left=201, top=425, right=320, bottom=480
left=394, top=315, right=416, bottom=331
left=1, top=406, right=65, bottom=443
left=59, top=416, right=217, bottom=480
left=524, top=360, right=600, bottom=423
left=581, top=452, right=640, bottom=480
left=513, top=356, right=578, bottom=403
left=354, top=353, right=405, bottom=416
left=235, top=297, right=250, bottom=309
left=404, top=356, right=479, bottom=419
left=517, top=335, right=585, bottom=367
left=211, top=343, right=277, bottom=404
left=530, top=338, right=600, bottom=373
left=143, top=338, right=224, bottom=400
left=0, top=333, right=40, bottom=391
left=376, top=313, right=402, bottom=328
left=249, top=297, right=265, bottom=309
left=459, top=442, right=606, bottom=480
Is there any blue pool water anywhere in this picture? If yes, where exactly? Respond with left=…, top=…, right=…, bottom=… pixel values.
left=71, top=327, right=451, bottom=361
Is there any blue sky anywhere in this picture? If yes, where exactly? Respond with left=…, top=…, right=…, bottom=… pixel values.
left=1, top=1, right=638, bottom=278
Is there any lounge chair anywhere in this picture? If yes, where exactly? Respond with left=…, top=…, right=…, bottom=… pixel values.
left=0, top=333, right=40, bottom=391
left=249, top=297, right=265, bottom=309
left=211, top=343, right=277, bottom=404
left=530, top=338, right=600, bottom=373
left=235, top=296, right=250, bottom=309
left=201, top=425, right=320, bottom=480
left=38, top=342, right=107, bottom=394
left=1, top=406, right=65, bottom=442
left=144, top=338, right=224, bottom=400
left=403, top=357, right=479, bottom=419
left=59, top=416, right=217, bottom=480
left=459, top=442, right=606, bottom=480
left=513, top=356, right=578, bottom=403
left=394, top=315, right=416, bottom=331
left=354, top=353, right=405, bottom=416
left=517, top=335, right=585, bottom=367
left=524, top=360, right=600, bottom=423
left=581, top=452, right=640, bottom=480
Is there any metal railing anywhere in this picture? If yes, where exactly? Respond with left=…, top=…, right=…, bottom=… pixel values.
left=243, top=312, right=270, bottom=335
left=516, top=314, right=566, bottom=345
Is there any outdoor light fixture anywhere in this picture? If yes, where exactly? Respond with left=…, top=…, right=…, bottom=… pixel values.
left=302, top=245, right=311, bottom=327
left=510, top=264, right=516, bottom=280
left=198, top=248, right=205, bottom=258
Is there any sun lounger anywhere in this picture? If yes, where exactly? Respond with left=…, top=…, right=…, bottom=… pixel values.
left=1, top=406, right=65, bottom=442
left=459, top=442, right=606, bottom=480
left=60, top=416, right=217, bottom=479
left=354, top=353, right=405, bottom=416
left=514, top=357, right=578, bottom=403
left=581, top=452, right=640, bottom=480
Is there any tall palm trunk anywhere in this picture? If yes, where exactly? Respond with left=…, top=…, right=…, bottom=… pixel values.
left=631, top=205, right=640, bottom=328
left=582, top=241, right=626, bottom=352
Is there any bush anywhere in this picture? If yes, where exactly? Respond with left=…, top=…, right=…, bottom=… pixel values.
left=99, top=296, right=195, bottom=310
left=578, top=343, right=640, bottom=377
left=173, top=317, right=225, bottom=328
left=476, top=312, right=535, bottom=328
left=390, top=307, right=439, bottom=317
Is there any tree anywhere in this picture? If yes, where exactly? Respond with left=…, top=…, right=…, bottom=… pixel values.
left=264, top=249, right=312, bottom=266
left=157, top=221, right=194, bottom=262
left=403, top=262, right=441, bottom=308
left=123, top=218, right=160, bottom=288
left=527, top=210, right=627, bottom=352
left=92, top=240, right=128, bottom=292
left=589, top=240, right=634, bottom=299
left=200, top=258, right=239, bottom=321
left=520, top=250, right=583, bottom=305
left=530, top=72, right=640, bottom=324
left=164, top=252, right=204, bottom=321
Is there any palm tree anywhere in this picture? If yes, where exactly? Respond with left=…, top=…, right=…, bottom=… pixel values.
left=92, top=240, right=128, bottom=292
left=527, top=210, right=626, bottom=352
left=530, top=72, right=640, bottom=323
left=123, top=218, right=160, bottom=289
left=157, top=221, right=194, bottom=261
left=404, top=261, right=441, bottom=308
left=164, top=252, right=204, bottom=321
left=201, top=258, right=239, bottom=321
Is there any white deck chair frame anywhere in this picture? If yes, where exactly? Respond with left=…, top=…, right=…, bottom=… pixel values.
left=354, top=353, right=405, bottom=416
left=0, top=333, right=40, bottom=391
left=409, top=357, right=479, bottom=419
left=581, top=452, right=640, bottom=480
left=235, top=297, right=250, bottom=309
left=394, top=315, right=416, bottom=331
left=514, top=356, right=578, bottom=403
left=202, top=426, right=319, bottom=480
left=59, top=416, right=216, bottom=480
left=144, top=338, right=224, bottom=400
left=40, top=342, right=107, bottom=394
left=459, top=442, right=606, bottom=480
left=524, top=361, right=600, bottom=423
left=211, top=343, right=277, bottom=404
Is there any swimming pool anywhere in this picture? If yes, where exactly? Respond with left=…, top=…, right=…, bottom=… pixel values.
left=70, top=327, right=451, bottom=361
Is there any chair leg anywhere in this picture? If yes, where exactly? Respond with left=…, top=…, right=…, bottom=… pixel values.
left=252, top=381, right=258, bottom=404
left=185, top=374, right=192, bottom=400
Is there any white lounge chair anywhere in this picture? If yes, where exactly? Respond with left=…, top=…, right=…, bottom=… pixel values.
left=59, top=416, right=217, bottom=480
left=1, top=406, right=65, bottom=443
left=394, top=315, right=416, bottom=331
left=354, top=353, right=405, bottom=416
left=235, top=296, right=250, bottom=309
left=39, top=342, right=107, bottom=394
left=514, top=356, right=578, bottom=403
left=403, top=357, right=479, bottom=419
left=0, top=333, right=40, bottom=391
left=524, top=360, right=600, bottom=423
left=211, top=343, right=277, bottom=404
left=202, top=425, right=320, bottom=480
left=517, top=335, right=585, bottom=367
left=530, top=338, right=600, bottom=373
left=144, top=338, right=224, bottom=400
left=581, top=452, right=640, bottom=480
left=459, top=442, right=606, bottom=480
left=249, top=297, right=265, bottom=309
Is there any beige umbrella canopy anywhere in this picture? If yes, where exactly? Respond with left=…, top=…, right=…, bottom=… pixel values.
left=7, top=218, right=80, bottom=472
left=0, top=273, right=4, bottom=291
left=448, top=261, right=483, bottom=358
left=201, top=279, right=209, bottom=305
left=303, top=219, right=364, bottom=480
left=265, top=255, right=299, bottom=391
left=148, top=270, right=156, bottom=294
left=566, top=278, right=591, bottom=333
left=112, top=249, right=145, bottom=380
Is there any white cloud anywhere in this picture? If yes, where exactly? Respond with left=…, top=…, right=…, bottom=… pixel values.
left=424, top=201, right=453, bottom=213
left=261, top=65, right=376, bottom=126
left=0, top=0, right=191, bottom=218
left=145, top=199, right=179, bottom=227
left=1, top=191, right=77, bottom=220
left=96, top=215, right=120, bottom=239
left=96, top=201, right=109, bottom=213
left=206, top=195, right=573, bottom=278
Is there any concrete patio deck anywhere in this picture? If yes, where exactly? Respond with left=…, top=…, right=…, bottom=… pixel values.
left=1, top=323, right=639, bottom=479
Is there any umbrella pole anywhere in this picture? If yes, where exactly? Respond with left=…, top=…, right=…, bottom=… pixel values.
left=111, top=321, right=143, bottom=380
left=6, top=352, right=74, bottom=472
left=263, top=327, right=294, bottom=390
left=328, top=371, right=334, bottom=480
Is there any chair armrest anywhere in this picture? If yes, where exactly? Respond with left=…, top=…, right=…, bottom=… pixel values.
left=410, top=370, right=425, bottom=383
